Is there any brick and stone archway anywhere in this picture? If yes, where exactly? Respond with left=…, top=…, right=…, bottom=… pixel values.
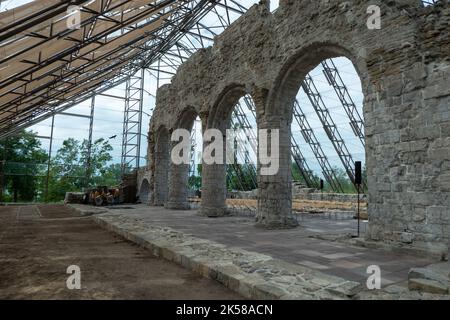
left=256, top=44, right=369, bottom=229
left=200, top=85, right=257, bottom=217
left=166, top=106, right=199, bottom=210
left=148, top=1, right=450, bottom=248
left=154, top=126, right=170, bottom=206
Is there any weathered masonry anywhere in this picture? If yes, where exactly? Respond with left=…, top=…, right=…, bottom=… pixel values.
left=145, top=0, right=450, bottom=249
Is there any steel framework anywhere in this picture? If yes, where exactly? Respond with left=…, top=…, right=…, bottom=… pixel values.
left=292, top=99, right=344, bottom=193
left=291, top=135, right=319, bottom=188
left=301, top=74, right=365, bottom=190
left=229, top=106, right=257, bottom=190
left=121, top=68, right=145, bottom=174
left=243, top=95, right=320, bottom=189
left=321, top=59, right=365, bottom=147
left=0, top=0, right=371, bottom=195
left=0, top=0, right=250, bottom=139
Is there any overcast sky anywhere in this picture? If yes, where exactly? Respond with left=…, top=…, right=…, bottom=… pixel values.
left=3, top=0, right=365, bottom=179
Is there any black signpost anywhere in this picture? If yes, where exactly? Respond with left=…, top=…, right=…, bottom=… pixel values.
left=355, top=161, right=362, bottom=237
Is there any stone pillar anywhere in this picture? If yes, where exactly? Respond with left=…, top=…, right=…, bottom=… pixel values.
left=200, top=114, right=227, bottom=217
left=200, top=162, right=227, bottom=217
left=166, top=160, right=190, bottom=210
left=153, top=129, right=169, bottom=206
left=255, top=115, right=298, bottom=229
left=147, top=131, right=156, bottom=205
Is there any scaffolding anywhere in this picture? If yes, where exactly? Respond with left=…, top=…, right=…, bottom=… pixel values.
left=0, top=0, right=252, bottom=140
left=0, top=0, right=370, bottom=197
left=301, top=74, right=364, bottom=190
left=293, top=100, right=344, bottom=193
left=321, top=59, right=365, bottom=147
left=121, top=68, right=145, bottom=175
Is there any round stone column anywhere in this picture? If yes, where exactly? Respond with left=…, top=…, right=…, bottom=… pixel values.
left=165, top=161, right=191, bottom=210
left=255, top=115, right=298, bottom=229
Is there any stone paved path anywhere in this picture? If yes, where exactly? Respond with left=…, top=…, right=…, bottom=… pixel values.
left=94, top=205, right=436, bottom=287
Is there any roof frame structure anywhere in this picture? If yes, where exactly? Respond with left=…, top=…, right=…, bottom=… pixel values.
left=0, top=0, right=248, bottom=139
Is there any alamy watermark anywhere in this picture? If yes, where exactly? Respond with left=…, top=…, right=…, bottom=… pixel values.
left=366, top=265, right=382, bottom=290
left=367, top=5, right=381, bottom=30
left=66, top=265, right=81, bottom=290
left=66, top=5, right=81, bottom=30
left=171, top=128, right=280, bottom=176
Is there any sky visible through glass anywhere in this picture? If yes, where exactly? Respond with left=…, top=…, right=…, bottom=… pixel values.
left=4, top=0, right=365, bottom=180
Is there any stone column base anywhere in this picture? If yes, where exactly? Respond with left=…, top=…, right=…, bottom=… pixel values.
left=165, top=202, right=191, bottom=210
left=255, top=215, right=299, bottom=230
left=200, top=206, right=228, bottom=217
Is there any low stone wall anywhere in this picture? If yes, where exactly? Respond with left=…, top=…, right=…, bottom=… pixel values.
left=229, top=188, right=367, bottom=203
left=294, top=192, right=367, bottom=203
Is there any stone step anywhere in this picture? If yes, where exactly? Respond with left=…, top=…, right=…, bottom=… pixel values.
left=408, top=265, right=450, bottom=295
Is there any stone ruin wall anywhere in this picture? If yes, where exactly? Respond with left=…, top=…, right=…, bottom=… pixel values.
left=144, top=0, right=450, bottom=248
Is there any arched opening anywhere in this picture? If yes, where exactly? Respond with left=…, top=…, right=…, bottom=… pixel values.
left=139, top=178, right=151, bottom=204
left=201, top=86, right=257, bottom=217
left=166, top=107, right=200, bottom=210
left=290, top=56, right=367, bottom=230
left=154, top=126, right=170, bottom=206
left=291, top=57, right=366, bottom=191
left=188, top=116, right=202, bottom=208
left=226, top=95, right=258, bottom=194
left=257, top=44, right=369, bottom=230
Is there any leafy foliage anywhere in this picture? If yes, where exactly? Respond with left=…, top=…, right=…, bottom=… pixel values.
left=46, top=137, right=115, bottom=201
left=0, top=131, right=48, bottom=202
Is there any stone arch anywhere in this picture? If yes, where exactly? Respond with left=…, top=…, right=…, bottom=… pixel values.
left=154, top=125, right=170, bottom=206
left=256, top=42, right=371, bottom=229
left=201, top=84, right=258, bottom=217
left=166, top=106, right=200, bottom=210
left=148, top=1, right=450, bottom=247
left=139, top=178, right=151, bottom=204
left=267, top=42, right=369, bottom=120
left=207, top=84, right=248, bottom=130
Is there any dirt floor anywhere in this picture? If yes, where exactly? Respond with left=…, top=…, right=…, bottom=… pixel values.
left=0, top=204, right=242, bottom=300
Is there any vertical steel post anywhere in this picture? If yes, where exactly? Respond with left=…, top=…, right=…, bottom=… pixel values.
left=136, top=68, right=145, bottom=169
left=45, top=115, right=55, bottom=202
left=85, top=96, right=95, bottom=188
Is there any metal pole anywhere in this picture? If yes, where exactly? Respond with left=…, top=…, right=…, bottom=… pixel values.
left=357, top=183, right=360, bottom=237
left=136, top=68, right=145, bottom=169
left=45, top=115, right=55, bottom=202
left=85, top=96, right=95, bottom=188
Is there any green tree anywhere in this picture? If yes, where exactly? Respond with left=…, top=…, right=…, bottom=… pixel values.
left=331, top=166, right=357, bottom=193
left=47, top=138, right=113, bottom=201
left=93, top=163, right=122, bottom=187
left=226, top=164, right=257, bottom=191
left=0, top=131, right=48, bottom=202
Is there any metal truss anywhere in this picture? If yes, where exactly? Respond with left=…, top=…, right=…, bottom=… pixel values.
left=189, top=118, right=199, bottom=179
left=0, top=0, right=251, bottom=139
left=85, top=95, right=96, bottom=185
left=241, top=95, right=318, bottom=189
left=422, top=0, right=439, bottom=5
left=229, top=104, right=257, bottom=190
left=121, top=68, right=144, bottom=175
left=291, top=135, right=319, bottom=188
left=293, top=100, right=344, bottom=193
left=321, top=59, right=365, bottom=147
left=301, top=75, right=364, bottom=190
